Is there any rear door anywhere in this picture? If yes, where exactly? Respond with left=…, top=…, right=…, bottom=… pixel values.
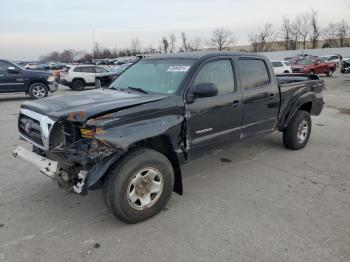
left=74, top=66, right=95, bottom=84
left=238, top=58, right=280, bottom=139
left=0, top=61, right=25, bottom=92
left=186, top=58, right=243, bottom=158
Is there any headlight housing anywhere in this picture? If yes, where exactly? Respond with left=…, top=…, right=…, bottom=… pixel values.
left=47, top=75, right=55, bottom=82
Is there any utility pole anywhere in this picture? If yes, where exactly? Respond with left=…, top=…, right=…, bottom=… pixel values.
left=92, top=30, right=95, bottom=60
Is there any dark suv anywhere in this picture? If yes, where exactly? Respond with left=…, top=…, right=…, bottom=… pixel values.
left=0, top=59, right=58, bottom=99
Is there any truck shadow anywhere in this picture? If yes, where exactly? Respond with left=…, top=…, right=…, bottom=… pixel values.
left=0, top=95, right=30, bottom=102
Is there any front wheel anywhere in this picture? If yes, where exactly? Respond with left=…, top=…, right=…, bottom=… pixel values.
left=326, top=69, right=333, bottom=77
left=28, top=83, right=49, bottom=99
left=283, top=110, right=312, bottom=150
left=103, top=148, right=174, bottom=224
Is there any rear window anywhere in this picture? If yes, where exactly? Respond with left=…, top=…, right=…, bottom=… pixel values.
left=271, top=61, right=283, bottom=67
left=239, top=59, right=270, bottom=89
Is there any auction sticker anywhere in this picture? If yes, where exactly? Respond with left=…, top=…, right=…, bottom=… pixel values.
left=167, top=65, right=190, bottom=72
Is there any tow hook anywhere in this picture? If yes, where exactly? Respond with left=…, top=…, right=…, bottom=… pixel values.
left=73, top=170, right=88, bottom=195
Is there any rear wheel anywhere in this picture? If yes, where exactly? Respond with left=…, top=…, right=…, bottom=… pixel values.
left=72, top=79, right=85, bottom=91
left=283, top=110, right=312, bottom=150
left=103, top=148, right=174, bottom=224
left=28, top=83, right=49, bottom=99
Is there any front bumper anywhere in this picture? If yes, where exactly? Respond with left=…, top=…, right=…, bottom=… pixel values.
left=48, top=82, right=58, bottom=92
left=13, top=146, right=59, bottom=178
left=13, top=146, right=88, bottom=194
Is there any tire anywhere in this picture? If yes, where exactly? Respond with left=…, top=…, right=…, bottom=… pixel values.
left=72, top=79, right=85, bottom=91
left=283, top=110, right=312, bottom=150
left=103, top=148, right=174, bottom=224
left=326, top=69, right=333, bottom=77
left=28, top=83, right=49, bottom=99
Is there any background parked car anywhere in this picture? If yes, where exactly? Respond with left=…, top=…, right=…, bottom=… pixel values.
left=320, top=55, right=341, bottom=66
left=291, top=58, right=335, bottom=76
left=270, top=60, right=292, bottom=74
left=341, top=58, right=350, bottom=73
left=0, top=59, right=58, bottom=98
left=59, top=65, right=110, bottom=90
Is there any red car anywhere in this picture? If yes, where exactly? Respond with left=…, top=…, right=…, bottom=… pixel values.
left=291, top=58, right=335, bottom=76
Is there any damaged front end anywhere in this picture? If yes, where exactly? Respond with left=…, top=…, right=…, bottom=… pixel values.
left=13, top=109, right=122, bottom=195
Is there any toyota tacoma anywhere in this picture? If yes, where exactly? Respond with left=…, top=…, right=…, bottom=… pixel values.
left=13, top=52, right=325, bottom=223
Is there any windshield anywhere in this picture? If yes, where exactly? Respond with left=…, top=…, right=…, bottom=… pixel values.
left=110, top=58, right=195, bottom=94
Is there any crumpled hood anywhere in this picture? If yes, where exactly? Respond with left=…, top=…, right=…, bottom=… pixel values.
left=21, top=89, right=168, bottom=121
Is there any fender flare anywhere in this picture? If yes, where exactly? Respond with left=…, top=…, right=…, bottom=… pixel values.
left=281, top=93, right=315, bottom=130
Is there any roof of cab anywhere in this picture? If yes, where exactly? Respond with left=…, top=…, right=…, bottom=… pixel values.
left=146, top=51, right=266, bottom=60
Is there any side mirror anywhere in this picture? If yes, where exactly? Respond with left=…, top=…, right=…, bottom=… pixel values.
left=192, top=83, right=218, bottom=98
left=7, top=67, right=19, bottom=74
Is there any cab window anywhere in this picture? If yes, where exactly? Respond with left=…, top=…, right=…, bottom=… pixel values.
left=239, top=59, right=270, bottom=89
left=193, top=60, right=235, bottom=95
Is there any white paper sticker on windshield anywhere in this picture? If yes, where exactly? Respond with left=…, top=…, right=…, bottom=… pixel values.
left=167, top=65, right=190, bottom=72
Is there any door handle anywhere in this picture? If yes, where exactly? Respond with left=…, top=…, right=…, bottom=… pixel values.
left=232, top=100, right=240, bottom=107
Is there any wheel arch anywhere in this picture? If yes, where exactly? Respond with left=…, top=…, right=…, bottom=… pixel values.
left=86, top=134, right=183, bottom=195
left=72, top=78, right=86, bottom=84
left=279, top=95, right=315, bottom=131
left=128, top=135, right=183, bottom=195
left=26, top=80, right=48, bottom=93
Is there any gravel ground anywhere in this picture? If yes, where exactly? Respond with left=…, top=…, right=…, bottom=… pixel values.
left=0, top=71, right=349, bottom=262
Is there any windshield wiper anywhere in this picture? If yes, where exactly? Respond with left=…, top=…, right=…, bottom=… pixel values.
left=127, top=86, right=148, bottom=94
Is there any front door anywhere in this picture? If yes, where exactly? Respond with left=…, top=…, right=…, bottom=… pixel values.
left=0, top=61, right=25, bottom=92
left=186, top=58, right=242, bottom=159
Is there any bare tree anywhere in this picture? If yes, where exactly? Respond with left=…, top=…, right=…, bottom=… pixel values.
left=290, top=15, right=303, bottom=50
left=324, top=22, right=339, bottom=47
left=181, top=32, right=189, bottom=51
left=280, top=17, right=292, bottom=50
left=309, top=9, right=320, bottom=49
left=162, top=37, right=169, bottom=53
left=336, top=20, right=349, bottom=47
left=189, top=37, right=202, bottom=51
left=210, top=28, right=236, bottom=51
left=169, top=34, right=176, bottom=53
left=130, top=38, right=142, bottom=55
left=299, top=13, right=311, bottom=50
left=249, top=23, right=275, bottom=52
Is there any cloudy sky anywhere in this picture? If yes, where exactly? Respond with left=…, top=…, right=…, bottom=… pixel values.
left=0, top=0, right=349, bottom=60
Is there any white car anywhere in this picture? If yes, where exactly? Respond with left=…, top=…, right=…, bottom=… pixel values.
left=270, top=60, right=292, bottom=74
left=60, top=65, right=109, bottom=90
left=320, top=55, right=341, bottom=66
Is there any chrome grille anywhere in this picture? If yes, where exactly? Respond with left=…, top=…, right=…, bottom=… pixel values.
left=18, top=109, right=55, bottom=150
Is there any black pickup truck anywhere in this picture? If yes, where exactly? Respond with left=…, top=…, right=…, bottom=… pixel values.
left=0, top=59, right=58, bottom=99
left=13, top=52, right=324, bottom=223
